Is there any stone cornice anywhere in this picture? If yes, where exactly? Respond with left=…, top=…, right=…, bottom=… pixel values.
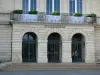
left=12, top=21, right=67, bottom=25
left=12, top=21, right=97, bottom=26
left=0, top=13, right=10, bottom=14
left=11, top=21, right=100, bottom=28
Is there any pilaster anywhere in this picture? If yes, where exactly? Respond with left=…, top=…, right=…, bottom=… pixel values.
left=37, top=40, right=48, bottom=63
left=62, top=41, right=72, bottom=63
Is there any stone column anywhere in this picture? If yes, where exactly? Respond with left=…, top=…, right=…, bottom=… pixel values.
left=62, top=41, right=72, bottom=63
left=37, top=40, right=47, bottom=63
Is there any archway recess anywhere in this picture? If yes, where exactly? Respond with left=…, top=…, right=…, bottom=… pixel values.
left=47, top=33, right=62, bottom=63
left=72, top=33, right=85, bottom=62
left=22, top=32, right=37, bottom=62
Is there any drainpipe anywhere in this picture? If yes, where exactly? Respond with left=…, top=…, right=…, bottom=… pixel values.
left=9, top=12, right=13, bottom=62
left=11, top=23, right=13, bottom=62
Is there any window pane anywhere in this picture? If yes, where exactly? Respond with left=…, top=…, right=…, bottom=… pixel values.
left=31, top=0, right=37, bottom=10
left=69, top=0, right=75, bottom=15
left=77, top=0, right=82, bottom=13
left=23, top=34, right=28, bottom=42
left=23, top=0, right=28, bottom=13
left=54, top=0, right=60, bottom=12
left=46, top=0, right=52, bottom=15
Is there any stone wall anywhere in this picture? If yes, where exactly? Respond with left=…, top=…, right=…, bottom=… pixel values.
left=0, top=0, right=100, bottom=16
left=12, top=23, right=95, bottom=63
left=0, top=25, right=12, bottom=62
left=95, top=26, right=100, bottom=63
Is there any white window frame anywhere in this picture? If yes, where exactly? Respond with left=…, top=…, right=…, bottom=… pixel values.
left=52, top=0, right=54, bottom=12
left=75, top=0, right=82, bottom=13
left=28, top=0, right=31, bottom=11
left=75, top=0, right=77, bottom=13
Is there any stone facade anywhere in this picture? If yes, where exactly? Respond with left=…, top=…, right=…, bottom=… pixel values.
left=0, top=0, right=100, bottom=63
left=0, top=25, right=11, bottom=62
left=11, top=23, right=95, bottom=63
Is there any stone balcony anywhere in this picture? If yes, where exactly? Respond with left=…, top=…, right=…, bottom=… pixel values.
left=13, top=13, right=87, bottom=24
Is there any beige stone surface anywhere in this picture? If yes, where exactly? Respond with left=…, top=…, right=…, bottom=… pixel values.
left=0, top=0, right=100, bottom=63
left=12, top=23, right=95, bottom=63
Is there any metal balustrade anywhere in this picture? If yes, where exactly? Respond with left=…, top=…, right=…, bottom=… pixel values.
left=11, top=13, right=100, bottom=25
left=0, top=13, right=99, bottom=25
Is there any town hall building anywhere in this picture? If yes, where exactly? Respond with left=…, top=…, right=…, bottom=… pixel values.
left=0, top=0, right=100, bottom=64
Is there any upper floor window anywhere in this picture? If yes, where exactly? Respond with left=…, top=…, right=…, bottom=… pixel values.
left=69, top=0, right=82, bottom=15
left=46, top=0, right=60, bottom=15
left=23, top=0, right=37, bottom=13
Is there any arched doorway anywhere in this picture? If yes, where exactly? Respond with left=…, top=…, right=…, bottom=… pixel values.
left=72, top=33, right=85, bottom=62
left=47, top=33, right=62, bottom=63
left=22, top=32, right=37, bottom=62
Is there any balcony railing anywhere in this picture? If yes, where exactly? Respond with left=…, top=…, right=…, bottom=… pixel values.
left=12, top=13, right=98, bottom=25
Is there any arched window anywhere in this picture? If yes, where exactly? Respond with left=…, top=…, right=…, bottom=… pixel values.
left=69, top=0, right=82, bottom=15
left=46, top=0, right=60, bottom=15
left=23, top=0, right=37, bottom=13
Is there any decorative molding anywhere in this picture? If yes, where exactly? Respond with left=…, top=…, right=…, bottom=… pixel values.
left=45, top=25, right=65, bottom=28
left=20, top=27, right=40, bottom=41
left=13, top=21, right=67, bottom=26
left=44, top=28, right=66, bottom=41
left=68, top=28, right=89, bottom=41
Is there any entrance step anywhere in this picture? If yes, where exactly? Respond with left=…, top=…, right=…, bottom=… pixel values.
left=4, top=63, right=100, bottom=72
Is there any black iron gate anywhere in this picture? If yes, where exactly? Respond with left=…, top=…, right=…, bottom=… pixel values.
left=22, top=41, right=36, bottom=62
left=72, top=41, right=84, bottom=62
left=48, top=40, right=61, bottom=63
left=22, top=32, right=37, bottom=62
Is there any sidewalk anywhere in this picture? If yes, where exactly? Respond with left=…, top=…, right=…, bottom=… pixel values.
left=4, top=63, right=100, bottom=72
left=0, top=62, right=12, bottom=72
